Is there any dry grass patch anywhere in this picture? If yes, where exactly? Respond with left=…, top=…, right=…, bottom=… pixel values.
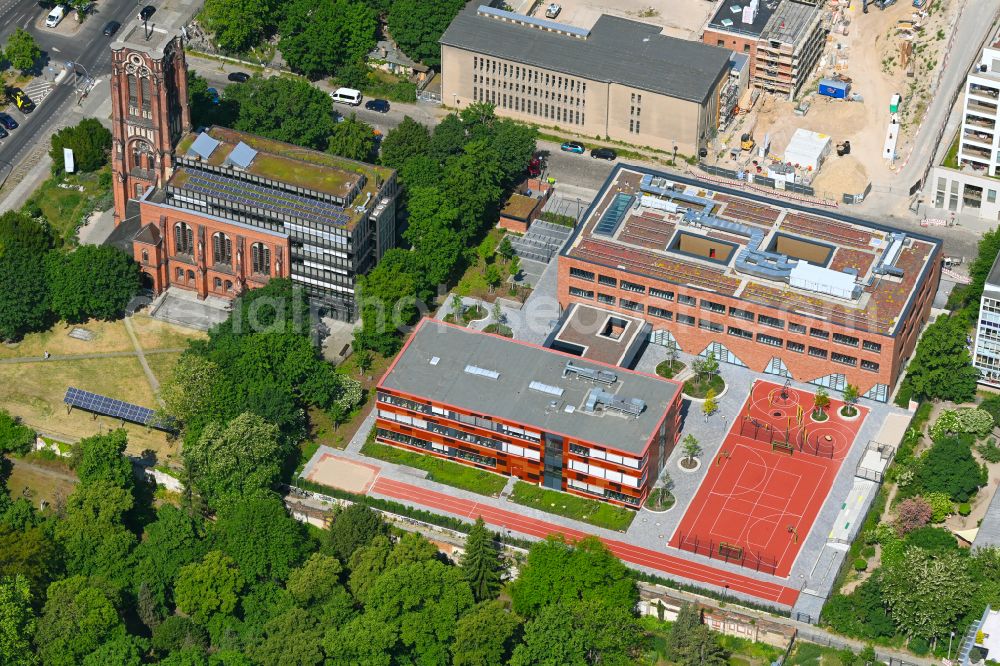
left=129, top=315, right=207, bottom=349
left=0, top=320, right=134, bottom=359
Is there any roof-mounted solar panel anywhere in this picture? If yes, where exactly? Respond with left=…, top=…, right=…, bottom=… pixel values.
left=188, top=132, right=220, bottom=160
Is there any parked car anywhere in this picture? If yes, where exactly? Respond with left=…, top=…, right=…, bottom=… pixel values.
left=206, top=88, right=220, bottom=104
left=0, top=113, right=18, bottom=130
left=364, top=98, right=390, bottom=113
left=0, top=127, right=8, bottom=139
left=544, top=3, right=562, bottom=18
left=527, top=156, right=542, bottom=177
left=227, top=71, right=250, bottom=83
left=102, top=20, right=121, bottom=36
left=560, top=141, right=585, bottom=154
left=138, top=5, right=155, bottom=21
left=591, top=147, right=617, bottom=160
left=10, top=89, right=34, bottom=113
left=45, top=4, right=66, bottom=27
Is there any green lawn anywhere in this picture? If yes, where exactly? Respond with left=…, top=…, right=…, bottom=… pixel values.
left=361, top=440, right=508, bottom=497
left=683, top=374, right=725, bottom=399
left=942, top=132, right=961, bottom=169
left=25, top=167, right=113, bottom=245
left=509, top=481, right=636, bottom=532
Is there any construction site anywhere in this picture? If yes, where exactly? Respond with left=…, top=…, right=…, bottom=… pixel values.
left=708, top=0, right=963, bottom=199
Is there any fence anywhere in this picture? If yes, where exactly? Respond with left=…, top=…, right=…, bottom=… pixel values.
left=674, top=531, right=779, bottom=575
left=855, top=440, right=896, bottom=483
left=842, top=181, right=873, bottom=205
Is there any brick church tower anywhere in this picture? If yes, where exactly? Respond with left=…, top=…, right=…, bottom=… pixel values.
left=109, top=34, right=191, bottom=224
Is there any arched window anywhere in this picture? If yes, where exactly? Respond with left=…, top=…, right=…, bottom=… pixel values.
left=187, top=270, right=195, bottom=281
left=212, top=232, right=232, bottom=265
left=251, top=243, right=270, bottom=275
left=175, top=267, right=184, bottom=280
left=127, top=75, right=137, bottom=106
left=213, top=277, right=222, bottom=290
left=141, top=250, right=149, bottom=263
left=174, top=222, right=193, bottom=254
left=131, top=140, right=151, bottom=172
left=224, top=280, right=233, bottom=293
left=140, top=78, right=151, bottom=112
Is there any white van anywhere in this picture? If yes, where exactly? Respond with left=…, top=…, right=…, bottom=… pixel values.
left=45, top=5, right=66, bottom=27
left=330, top=88, right=362, bottom=106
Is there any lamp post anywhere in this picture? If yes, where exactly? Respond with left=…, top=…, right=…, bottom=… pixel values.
left=948, top=630, right=955, bottom=661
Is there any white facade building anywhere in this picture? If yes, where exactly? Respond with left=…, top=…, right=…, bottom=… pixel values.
left=973, top=252, right=1000, bottom=388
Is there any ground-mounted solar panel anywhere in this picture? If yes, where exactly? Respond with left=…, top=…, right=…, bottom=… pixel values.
left=63, top=387, right=174, bottom=431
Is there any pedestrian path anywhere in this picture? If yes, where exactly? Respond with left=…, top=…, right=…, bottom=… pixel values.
left=22, top=78, right=56, bottom=106
left=0, top=348, right=185, bottom=364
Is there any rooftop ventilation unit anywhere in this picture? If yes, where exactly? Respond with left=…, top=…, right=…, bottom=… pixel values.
left=873, top=232, right=907, bottom=278
left=464, top=364, right=500, bottom=380
left=563, top=361, right=617, bottom=385
left=529, top=380, right=564, bottom=397
left=583, top=388, right=646, bottom=417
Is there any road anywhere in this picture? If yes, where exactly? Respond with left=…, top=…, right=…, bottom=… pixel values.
left=0, top=0, right=138, bottom=181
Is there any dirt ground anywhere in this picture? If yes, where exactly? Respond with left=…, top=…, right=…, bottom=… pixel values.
left=718, top=0, right=962, bottom=194
left=524, top=0, right=714, bottom=39
left=305, top=453, right=381, bottom=493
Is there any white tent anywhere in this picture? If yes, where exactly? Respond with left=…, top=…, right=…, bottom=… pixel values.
left=782, top=128, right=832, bottom=171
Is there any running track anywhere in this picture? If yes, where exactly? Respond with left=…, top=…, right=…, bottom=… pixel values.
left=372, top=477, right=800, bottom=606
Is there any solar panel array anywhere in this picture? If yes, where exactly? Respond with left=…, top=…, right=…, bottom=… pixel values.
left=180, top=169, right=352, bottom=228
left=63, top=387, right=172, bottom=430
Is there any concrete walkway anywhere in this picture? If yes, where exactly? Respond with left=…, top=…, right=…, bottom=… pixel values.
left=123, top=316, right=164, bottom=403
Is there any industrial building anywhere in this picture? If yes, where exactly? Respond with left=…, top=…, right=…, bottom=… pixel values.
left=929, top=27, right=1000, bottom=220
left=558, top=165, right=942, bottom=402
left=440, top=5, right=732, bottom=156
left=375, top=319, right=684, bottom=508
left=109, top=19, right=398, bottom=318
left=702, top=0, right=828, bottom=99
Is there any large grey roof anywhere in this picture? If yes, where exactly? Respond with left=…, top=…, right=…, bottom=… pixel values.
left=973, top=482, right=1000, bottom=550
left=380, top=319, right=679, bottom=454
left=440, top=8, right=732, bottom=104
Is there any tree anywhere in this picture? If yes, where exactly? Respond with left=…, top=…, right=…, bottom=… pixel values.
left=3, top=29, right=40, bottom=73
left=364, top=559, right=475, bottom=664
left=511, top=599, right=644, bottom=666
left=278, top=0, right=376, bottom=79
left=326, top=503, right=389, bottom=562
left=0, top=409, right=35, bottom=456
left=48, top=119, right=112, bottom=173
left=285, top=553, right=343, bottom=607
left=323, top=613, right=397, bottom=665
left=497, top=236, right=515, bottom=263
left=922, top=492, right=954, bottom=523
left=485, top=263, right=502, bottom=294
left=327, top=114, right=377, bottom=162
left=508, top=255, right=521, bottom=281
left=691, top=352, right=719, bottom=382
left=702, top=389, right=717, bottom=418
left=160, top=355, right=227, bottom=423
left=429, top=114, right=466, bottom=162
left=509, top=536, right=637, bottom=618
left=380, top=117, right=431, bottom=170
left=0, top=242, right=50, bottom=341
left=36, top=576, right=123, bottom=666
left=910, top=435, right=986, bottom=502
left=895, top=497, right=932, bottom=536
left=71, top=430, right=133, bottom=491
left=45, top=245, right=140, bottom=322
left=151, top=615, right=209, bottom=656
left=452, top=601, right=520, bottom=666
left=354, top=249, right=418, bottom=355
left=249, top=606, right=325, bottom=666
left=347, top=534, right=393, bottom=604
left=842, top=384, right=859, bottom=415
left=402, top=186, right=463, bottom=288
left=174, top=551, right=245, bottom=624
left=355, top=349, right=374, bottom=377
left=131, top=505, right=210, bottom=621
left=902, top=315, right=979, bottom=402
left=201, top=0, right=274, bottom=53
left=54, top=481, right=137, bottom=584
left=183, top=412, right=282, bottom=505
left=187, top=71, right=239, bottom=129
left=387, top=0, right=465, bottom=67
left=0, top=574, right=36, bottom=666
left=813, top=388, right=830, bottom=418
left=881, top=547, right=972, bottom=639
left=227, top=77, right=335, bottom=151
left=82, top=630, right=148, bottom=666
left=491, top=302, right=503, bottom=325
left=0, top=524, right=57, bottom=593
left=212, top=492, right=309, bottom=582
left=461, top=518, right=503, bottom=602
left=682, top=434, right=701, bottom=465
left=963, top=226, right=1000, bottom=314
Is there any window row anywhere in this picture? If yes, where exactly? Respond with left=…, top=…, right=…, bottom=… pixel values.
left=376, top=428, right=497, bottom=468
left=568, top=443, right=641, bottom=469
left=474, top=87, right=584, bottom=125
left=568, top=459, right=640, bottom=487
left=473, top=57, right=587, bottom=94
left=172, top=223, right=273, bottom=275
left=472, top=75, right=583, bottom=107
left=376, top=392, right=542, bottom=443
left=378, top=409, right=541, bottom=461
left=567, top=478, right=640, bottom=506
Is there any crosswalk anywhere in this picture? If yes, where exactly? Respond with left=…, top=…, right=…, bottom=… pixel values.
left=21, top=78, right=56, bottom=106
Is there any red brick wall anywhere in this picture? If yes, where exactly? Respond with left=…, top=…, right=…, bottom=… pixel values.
left=558, top=254, right=910, bottom=398
left=137, top=202, right=291, bottom=300
left=703, top=29, right=758, bottom=79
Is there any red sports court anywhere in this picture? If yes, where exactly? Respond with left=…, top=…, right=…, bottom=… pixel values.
left=669, top=380, right=866, bottom=578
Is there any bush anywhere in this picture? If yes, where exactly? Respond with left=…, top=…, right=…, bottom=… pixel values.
left=910, top=435, right=987, bottom=503
left=655, top=359, right=685, bottom=379
left=904, top=526, right=957, bottom=551
left=978, top=438, right=1000, bottom=463
left=0, top=409, right=35, bottom=455
left=909, top=637, right=930, bottom=655
left=923, top=492, right=954, bottom=523
left=49, top=119, right=112, bottom=173
left=861, top=545, right=876, bottom=558
left=959, top=502, right=972, bottom=516
left=894, top=383, right=913, bottom=408
left=853, top=558, right=868, bottom=571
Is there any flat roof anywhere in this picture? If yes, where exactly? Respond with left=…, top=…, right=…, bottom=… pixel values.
left=562, top=165, right=941, bottom=336
left=549, top=303, right=650, bottom=366
left=973, top=483, right=1000, bottom=550
left=111, top=0, right=198, bottom=56
left=760, top=0, right=822, bottom=48
left=708, top=0, right=777, bottom=38
left=440, top=7, right=731, bottom=104
left=985, top=250, right=1000, bottom=293
left=379, top=319, right=679, bottom=454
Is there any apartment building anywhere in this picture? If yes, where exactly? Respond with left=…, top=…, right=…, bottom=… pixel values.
left=972, top=252, right=1000, bottom=387
left=110, top=20, right=398, bottom=319
left=440, top=5, right=731, bottom=156
left=929, top=28, right=1000, bottom=220
left=558, top=165, right=942, bottom=402
left=702, top=0, right=827, bottom=99
left=375, top=319, right=684, bottom=508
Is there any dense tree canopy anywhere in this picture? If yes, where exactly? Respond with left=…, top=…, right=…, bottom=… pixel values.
left=327, top=114, right=377, bottom=163
left=48, top=119, right=113, bottom=174
left=279, top=0, right=377, bottom=79
left=46, top=245, right=141, bottom=323
left=201, top=0, right=275, bottom=53
left=909, top=435, right=986, bottom=502
left=386, top=0, right=464, bottom=67
left=379, top=116, right=431, bottom=170
left=227, top=77, right=336, bottom=151
left=0, top=574, right=36, bottom=666
left=183, top=413, right=283, bottom=505
left=901, top=315, right=978, bottom=403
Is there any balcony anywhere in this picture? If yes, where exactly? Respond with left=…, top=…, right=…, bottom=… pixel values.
left=961, top=144, right=993, bottom=162
left=970, top=83, right=1000, bottom=100
left=965, top=115, right=997, bottom=130
left=962, top=132, right=995, bottom=149
left=967, top=100, right=998, bottom=117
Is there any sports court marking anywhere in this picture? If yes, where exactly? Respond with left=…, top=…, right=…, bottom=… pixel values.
left=669, top=380, right=866, bottom=578
left=305, top=453, right=381, bottom=494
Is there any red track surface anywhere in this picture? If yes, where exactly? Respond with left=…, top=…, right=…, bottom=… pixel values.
left=372, top=476, right=800, bottom=606
left=669, top=381, right=866, bottom=577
